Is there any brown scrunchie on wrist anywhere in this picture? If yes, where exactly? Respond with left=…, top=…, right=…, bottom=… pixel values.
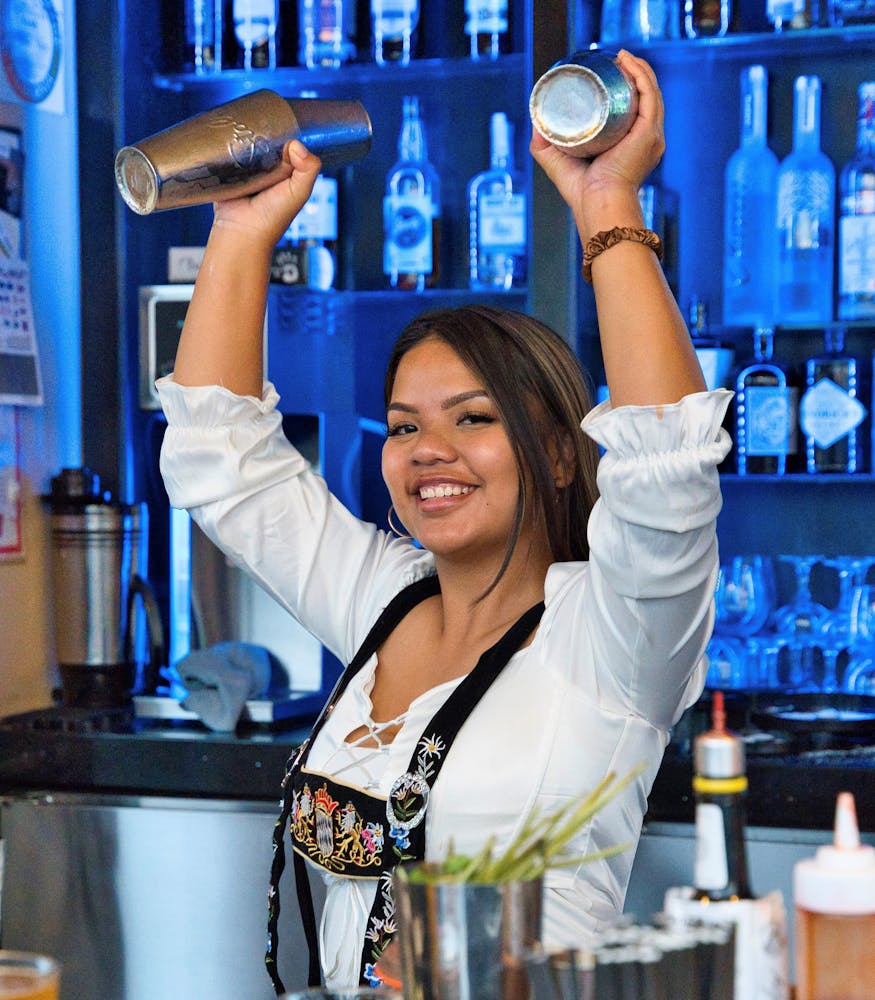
left=582, top=226, right=664, bottom=284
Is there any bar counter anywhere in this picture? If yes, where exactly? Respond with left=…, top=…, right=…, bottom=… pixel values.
left=1, top=692, right=874, bottom=829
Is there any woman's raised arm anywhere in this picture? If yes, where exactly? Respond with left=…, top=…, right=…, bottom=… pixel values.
left=530, top=50, right=705, bottom=409
left=171, top=141, right=322, bottom=396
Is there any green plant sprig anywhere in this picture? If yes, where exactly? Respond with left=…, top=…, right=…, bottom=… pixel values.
left=404, top=763, right=645, bottom=886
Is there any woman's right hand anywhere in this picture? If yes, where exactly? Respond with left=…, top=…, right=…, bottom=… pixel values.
left=209, top=139, right=323, bottom=248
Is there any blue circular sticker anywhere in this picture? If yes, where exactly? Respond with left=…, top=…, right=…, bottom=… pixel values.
left=1, top=0, right=62, bottom=104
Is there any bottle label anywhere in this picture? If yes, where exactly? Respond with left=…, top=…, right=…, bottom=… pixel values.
left=383, top=192, right=435, bottom=275
left=746, top=385, right=797, bottom=456
left=694, top=802, right=729, bottom=891
left=800, top=378, right=867, bottom=448
left=285, top=176, right=338, bottom=242
left=840, top=215, right=875, bottom=295
left=479, top=192, right=526, bottom=251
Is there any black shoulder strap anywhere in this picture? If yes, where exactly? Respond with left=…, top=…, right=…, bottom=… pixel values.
left=266, top=574, right=440, bottom=994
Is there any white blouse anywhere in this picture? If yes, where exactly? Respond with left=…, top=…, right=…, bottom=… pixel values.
left=157, top=376, right=733, bottom=988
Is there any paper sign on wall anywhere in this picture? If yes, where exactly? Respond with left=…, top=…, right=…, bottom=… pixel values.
left=0, top=258, right=41, bottom=405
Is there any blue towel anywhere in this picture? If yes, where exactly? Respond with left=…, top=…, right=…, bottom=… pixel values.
left=177, top=641, right=274, bottom=731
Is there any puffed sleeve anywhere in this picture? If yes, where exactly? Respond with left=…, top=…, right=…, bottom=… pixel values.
left=157, top=377, right=434, bottom=663
left=553, top=389, right=733, bottom=728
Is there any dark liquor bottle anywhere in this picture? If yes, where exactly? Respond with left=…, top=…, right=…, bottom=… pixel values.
left=693, top=691, right=754, bottom=902
left=838, top=82, right=875, bottom=321
left=734, top=326, right=798, bottom=475
left=683, top=0, right=734, bottom=37
left=383, top=96, right=441, bottom=291
left=799, top=327, right=869, bottom=473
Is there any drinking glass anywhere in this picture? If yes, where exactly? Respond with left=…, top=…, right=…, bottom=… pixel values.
left=818, top=558, right=875, bottom=692
left=773, top=555, right=829, bottom=690
left=845, top=584, right=875, bottom=693
left=0, top=951, right=60, bottom=1000
left=714, top=555, right=776, bottom=638
left=705, top=635, right=748, bottom=689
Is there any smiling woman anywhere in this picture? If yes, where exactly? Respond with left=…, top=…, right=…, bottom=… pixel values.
left=157, top=50, right=731, bottom=997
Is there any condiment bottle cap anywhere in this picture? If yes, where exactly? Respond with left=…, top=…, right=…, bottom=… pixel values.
left=793, top=792, right=875, bottom=915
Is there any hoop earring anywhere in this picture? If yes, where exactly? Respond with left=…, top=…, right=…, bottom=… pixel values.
left=387, top=505, right=411, bottom=539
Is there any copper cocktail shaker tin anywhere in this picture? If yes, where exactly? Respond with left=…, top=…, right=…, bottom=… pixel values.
left=529, top=49, right=638, bottom=158
left=115, top=90, right=372, bottom=214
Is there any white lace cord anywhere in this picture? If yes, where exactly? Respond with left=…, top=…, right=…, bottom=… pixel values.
left=327, top=712, right=408, bottom=786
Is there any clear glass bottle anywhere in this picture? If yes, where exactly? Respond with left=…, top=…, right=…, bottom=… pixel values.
left=693, top=691, right=754, bottom=902
left=799, top=327, right=869, bottom=473
left=838, top=82, right=875, bottom=321
left=383, top=96, right=441, bottom=291
left=298, top=0, right=356, bottom=69
left=683, top=0, right=733, bottom=37
left=468, top=112, right=527, bottom=291
left=777, top=75, right=836, bottom=326
left=723, top=65, right=779, bottom=328
left=371, top=0, right=419, bottom=66
left=232, top=0, right=279, bottom=69
left=465, top=0, right=508, bottom=60
left=271, top=174, right=338, bottom=290
left=184, top=0, right=222, bottom=73
left=734, top=326, right=798, bottom=475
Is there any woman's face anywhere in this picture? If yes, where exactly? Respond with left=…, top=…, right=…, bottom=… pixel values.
left=382, top=337, right=530, bottom=564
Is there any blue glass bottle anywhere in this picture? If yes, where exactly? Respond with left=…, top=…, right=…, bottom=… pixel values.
left=799, top=328, right=869, bottom=473
left=723, top=65, right=779, bottom=328
left=776, top=75, right=836, bottom=326
left=468, top=112, right=527, bottom=291
left=734, top=327, right=798, bottom=475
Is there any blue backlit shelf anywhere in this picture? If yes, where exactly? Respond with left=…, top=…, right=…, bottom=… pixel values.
left=153, top=53, right=527, bottom=94
left=720, top=473, right=875, bottom=483
left=625, top=24, right=875, bottom=60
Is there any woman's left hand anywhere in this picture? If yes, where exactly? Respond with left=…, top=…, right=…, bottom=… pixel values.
left=529, top=50, right=666, bottom=227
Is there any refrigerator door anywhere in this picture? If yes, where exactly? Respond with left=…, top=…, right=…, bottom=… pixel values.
left=0, top=792, right=317, bottom=999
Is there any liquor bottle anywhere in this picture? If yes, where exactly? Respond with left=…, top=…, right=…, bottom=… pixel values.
left=601, top=0, right=680, bottom=42
left=271, top=174, right=338, bottom=290
left=776, top=76, right=836, bottom=326
left=371, top=0, right=420, bottom=66
left=688, top=297, right=734, bottom=392
left=734, top=326, right=798, bottom=475
left=829, top=0, right=875, bottom=23
left=465, top=0, right=508, bottom=60
left=799, top=327, right=869, bottom=473
left=383, top=96, right=441, bottom=291
left=183, top=0, right=222, bottom=73
left=723, top=65, right=779, bottom=329
left=683, top=0, right=733, bottom=37
left=233, top=0, right=279, bottom=69
left=767, top=0, right=823, bottom=28
left=639, top=181, right=679, bottom=294
left=838, top=82, right=875, bottom=321
left=468, top=112, right=527, bottom=291
left=298, top=0, right=356, bottom=68
left=692, top=691, right=754, bottom=902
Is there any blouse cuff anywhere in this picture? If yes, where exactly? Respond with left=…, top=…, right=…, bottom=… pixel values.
left=583, top=389, right=734, bottom=533
left=582, top=389, right=733, bottom=455
left=156, top=375, right=280, bottom=426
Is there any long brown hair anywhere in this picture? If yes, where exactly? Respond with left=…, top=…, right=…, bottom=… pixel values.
left=384, top=305, right=600, bottom=593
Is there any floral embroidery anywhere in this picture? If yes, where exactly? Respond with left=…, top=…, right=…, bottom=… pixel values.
left=362, top=870, right=397, bottom=982
left=290, top=781, right=384, bottom=874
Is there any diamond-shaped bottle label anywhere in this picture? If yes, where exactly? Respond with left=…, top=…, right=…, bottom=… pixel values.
left=800, top=378, right=868, bottom=448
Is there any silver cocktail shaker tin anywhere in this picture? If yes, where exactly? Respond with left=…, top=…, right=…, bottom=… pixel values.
left=115, top=90, right=372, bottom=215
left=529, top=49, right=638, bottom=158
